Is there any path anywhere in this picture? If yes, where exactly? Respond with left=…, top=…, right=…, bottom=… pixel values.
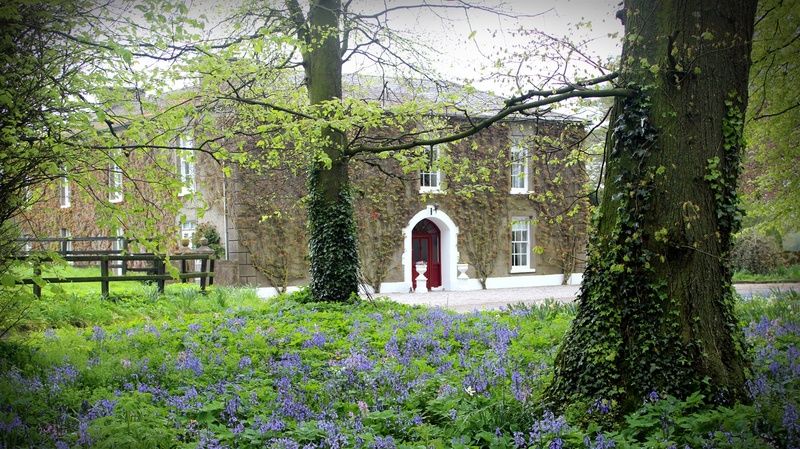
left=379, top=282, right=800, bottom=313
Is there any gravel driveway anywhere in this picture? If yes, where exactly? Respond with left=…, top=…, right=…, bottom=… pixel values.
left=378, top=283, right=800, bottom=313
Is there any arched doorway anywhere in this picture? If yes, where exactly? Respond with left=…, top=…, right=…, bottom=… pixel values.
left=411, top=219, right=441, bottom=290
left=402, top=206, right=459, bottom=292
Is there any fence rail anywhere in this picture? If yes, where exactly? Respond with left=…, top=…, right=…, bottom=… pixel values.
left=15, top=237, right=215, bottom=297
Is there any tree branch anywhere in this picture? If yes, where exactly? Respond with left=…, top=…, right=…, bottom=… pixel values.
left=351, top=87, right=634, bottom=154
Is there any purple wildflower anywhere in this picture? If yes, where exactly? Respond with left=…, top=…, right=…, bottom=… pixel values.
left=176, top=350, right=204, bottom=376
left=303, top=332, right=328, bottom=349
left=77, top=420, right=91, bottom=446
left=589, top=399, right=611, bottom=414
left=585, top=434, right=616, bottom=449
left=513, top=432, right=527, bottom=448
left=371, top=436, right=396, bottom=449
left=511, top=371, right=528, bottom=402
left=86, top=398, right=117, bottom=420
left=91, top=325, right=106, bottom=342
left=48, top=364, right=79, bottom=392
left=238, top=356, right=252, bottom=370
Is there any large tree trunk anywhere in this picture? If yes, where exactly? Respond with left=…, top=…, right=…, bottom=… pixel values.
left=547, top=0, right=757, bottom=413
left=304, top=0, right=359, bottom=301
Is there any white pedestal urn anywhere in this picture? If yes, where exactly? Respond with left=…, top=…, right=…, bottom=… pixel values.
left=457, top=263, right=470, bottom=280
left=414, top=261, right=428, bottom=293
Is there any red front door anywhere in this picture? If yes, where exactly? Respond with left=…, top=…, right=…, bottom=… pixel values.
left=411, top=219, right=441, bottom=290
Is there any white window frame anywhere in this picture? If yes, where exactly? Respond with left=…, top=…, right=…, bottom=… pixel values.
left=510, top=144, right=529, bottom=194
left=60, top=228, right=73, bottom=264
left=419, top=144, right=442, bottom=193
left=111, top=227, right=124, bottom=275
left=180, top=220, right=197, bottom=248
left=510, top=217, right=535, bottom=273
left=59, top=174, right=71, bottom=208
left=109, top=157, right=123, bottom=203
left=178, top=135, right=195, bottom=196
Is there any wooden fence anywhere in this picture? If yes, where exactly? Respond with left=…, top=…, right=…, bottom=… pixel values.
left=15, top=237, right=215, bottom=297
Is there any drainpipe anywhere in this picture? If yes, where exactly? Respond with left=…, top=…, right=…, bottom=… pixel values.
left=222, top=163, right=229, bottom=261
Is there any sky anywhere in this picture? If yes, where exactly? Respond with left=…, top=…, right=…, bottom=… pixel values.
left=339, top=0, right=624, bottom=95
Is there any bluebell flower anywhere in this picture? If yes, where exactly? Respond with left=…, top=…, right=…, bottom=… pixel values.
left=91, top=325, right=106, bottom=342
left=176, top=350, right=204, bottom=376
left=371, top=436, right=396, bottom=449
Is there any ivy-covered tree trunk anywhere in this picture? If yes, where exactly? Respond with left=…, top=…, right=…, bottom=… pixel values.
left=547, top=0, right=757, bottom=413
left=302, top=0, right=359, bottom=301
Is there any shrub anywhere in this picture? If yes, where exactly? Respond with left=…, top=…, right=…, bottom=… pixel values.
left=191, top=222, right=225, bottom=259
left=730, top=231, right=782, bottom=274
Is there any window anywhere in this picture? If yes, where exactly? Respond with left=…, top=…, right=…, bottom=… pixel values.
left=111, top=228, right=124, bottom=275
left=60, top=227, right=72, bottom=253
left=109, top=157, right=123, bottom=203
left=419, top=145, right=442, bottom=192
left=511, top=218, right=532, bottom=271
left=180, top=220, right=197, bottom=248
left=59, top=174, right=71, bottom=208
left=510, top=144, right=528, bottom=193
left=178, top=135, right=195, bottom=196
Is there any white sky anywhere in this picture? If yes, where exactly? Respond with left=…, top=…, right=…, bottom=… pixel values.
left=341, top=0, right=624, bottom=95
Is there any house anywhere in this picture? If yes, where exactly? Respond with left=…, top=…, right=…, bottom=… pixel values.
left=18, top=77, right=590, bottom=294
left=210, top=77, right=591, bottom=294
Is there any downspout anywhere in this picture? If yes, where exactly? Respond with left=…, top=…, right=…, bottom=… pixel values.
left=222, top=162, right=229, bottom=261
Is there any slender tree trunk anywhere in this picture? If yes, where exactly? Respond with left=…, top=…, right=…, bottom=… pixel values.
left=304, top=0, right=359, bottom=301
left=547, top=0, right=757, bottom=413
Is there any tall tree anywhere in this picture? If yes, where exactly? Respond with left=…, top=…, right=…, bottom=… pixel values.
left=742, top=0, right=800, bottom=234
left=546, top=0, right=758, bottom=413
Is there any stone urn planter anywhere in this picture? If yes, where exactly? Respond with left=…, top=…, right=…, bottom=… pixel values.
left=414, top=261, right=428, bottom=293
left=457, top=263, right=470, bottom=280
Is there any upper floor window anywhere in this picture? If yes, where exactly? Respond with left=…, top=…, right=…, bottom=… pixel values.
left=510, top=218, right=532, bottom=272
left=109, top=156, right=123, bottom=203
left=178, top=135, right=195, bottom=196
left=58, top=172, right=70, bottom=208
left=419, top=144, right=442, bottom=193
left=510, top=144, right=529, bottom=194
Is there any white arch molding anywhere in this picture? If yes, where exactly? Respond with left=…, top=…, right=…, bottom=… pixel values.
left=402, top=205, right=459, bottom=292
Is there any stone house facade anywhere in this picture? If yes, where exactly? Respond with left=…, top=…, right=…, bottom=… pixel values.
left=213, top=115, right=590, bottom=294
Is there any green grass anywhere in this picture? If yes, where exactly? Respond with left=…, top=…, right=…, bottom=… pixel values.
left=11, top=262, right=211, bottom=297
left=732, top=264, right=800, bottom=283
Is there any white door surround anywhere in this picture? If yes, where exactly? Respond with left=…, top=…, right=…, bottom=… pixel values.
left=402, top=205, right=459, bottom=292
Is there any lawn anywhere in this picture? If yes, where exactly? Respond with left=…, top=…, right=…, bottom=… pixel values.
left=0, top=287, right=797, bottom=449
left=733, top=264, right=800, bottom=283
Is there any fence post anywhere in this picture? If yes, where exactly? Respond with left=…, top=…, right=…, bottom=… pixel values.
left=121, top=237, right=128, bottom=275
left=199, top=256, right=208, bottom=292
left=155, top=257, right=165, bottom=294
left=209, top=259, right=215, bottom=286
left=181, top=259, right=188, bottom=283
left=33, top=265, right=42, bottom=298
left=100, top=256, right=109, bottom=298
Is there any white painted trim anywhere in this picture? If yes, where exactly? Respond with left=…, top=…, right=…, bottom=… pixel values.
left=418, top=185, right=444, bottom=194
left=509, top=267, right=537, bottom=274
left=402, top=205, right=459, bottom=292
left=251, top=272, right=585, bottom=299
left=485, top=274, right=564, bottom=289
left=566, top=273, right=584, bottom=285
left=255, top=285, right=303, bottom=299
